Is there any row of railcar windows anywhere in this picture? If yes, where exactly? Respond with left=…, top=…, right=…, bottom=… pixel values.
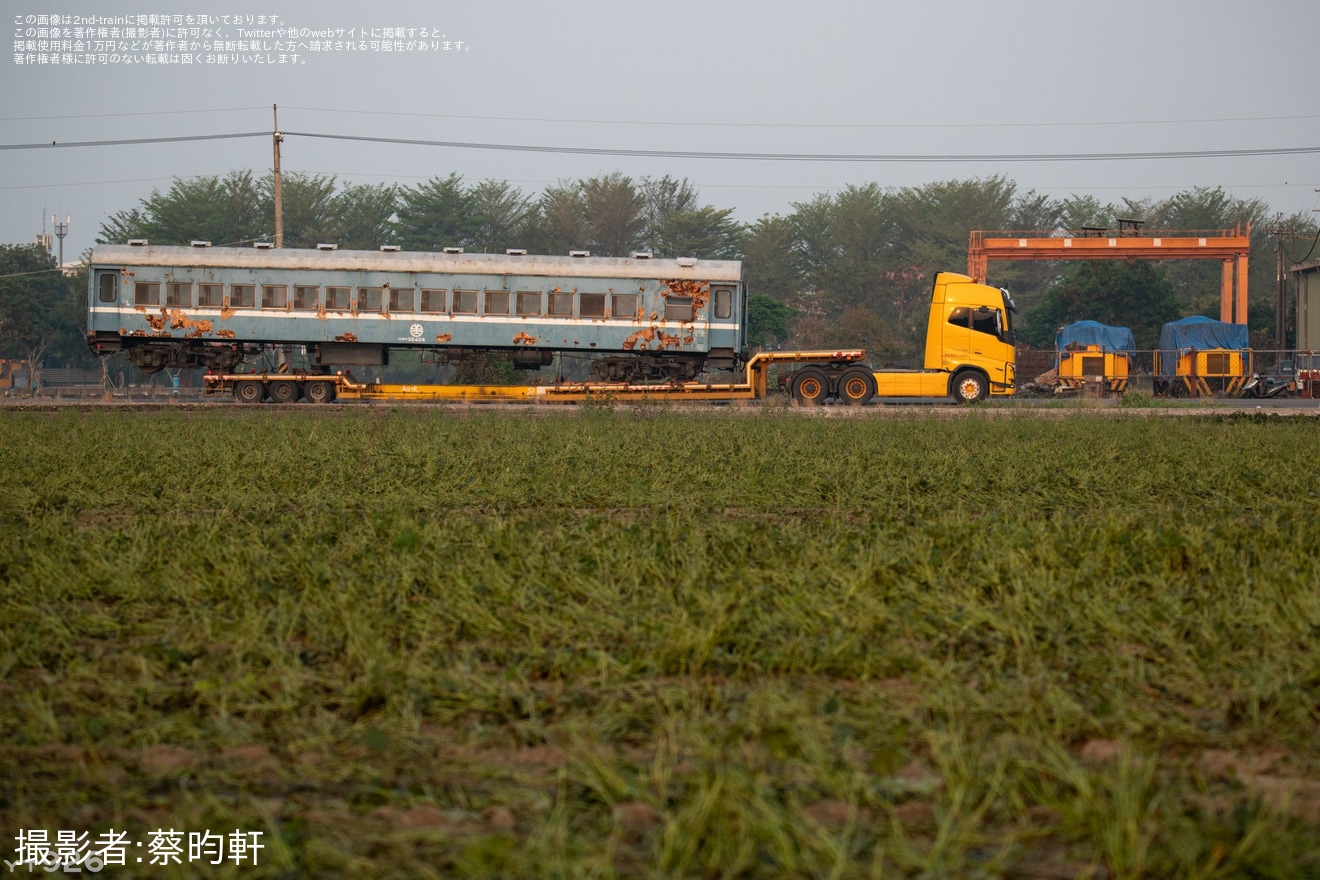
left=125, top=282, right=662, bottom=319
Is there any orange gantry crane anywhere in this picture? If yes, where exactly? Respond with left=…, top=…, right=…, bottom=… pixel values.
left=967, top=222, right=1252, bottom=324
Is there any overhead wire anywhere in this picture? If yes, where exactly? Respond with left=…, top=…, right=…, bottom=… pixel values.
left=2, top=129, right=1318, bottom=164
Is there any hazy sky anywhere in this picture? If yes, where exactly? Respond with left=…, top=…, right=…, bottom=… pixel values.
left=4, top=0, right=1317, bottom=260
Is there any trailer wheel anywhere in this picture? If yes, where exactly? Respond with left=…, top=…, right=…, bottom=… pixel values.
left=304, top=381, right=336, bottom=404
left=952, top=371, right=988, bottom=404
left=234, top=380, right=266, bottom=404
left=791, top=368, right=829, bottom=406
left=268, top=380, right=300, bottom=404
left=838, top=368, right=876, bottom=406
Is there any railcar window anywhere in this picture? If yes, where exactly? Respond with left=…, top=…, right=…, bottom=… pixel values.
left=664, top=296, right=694, bottom=322
left=98, top=274, right=117, bottom=303
left=262, top=285, right=288, bottom=309
left=134, top=281, right=160, bottom=306
left=230, top=284, right=256, bottom=308
left=166, top=282, right=192, bottom=307
left=484, top=290, right=510, bottom=315
left=293, top=286, right=319, bottom=310
left=580, top=293, right=606, bottom=318
left=199, top=283, right=223, bottom=307
left=452, top=289, right=478, bottom=314
left=420, top=289, right=446, bottom=313
left=714, top=287, right=732, bottom=319
left=389, top=288, right=414, bottom=312
left=325, top=286, right=350, bottom=310
left=548, top=291, right=573, bottom=317
left=516, top=291, right=541, bottom=317
left=610, top=293, right=638, bottom=319
left=357, top=287, right=383, bottom=312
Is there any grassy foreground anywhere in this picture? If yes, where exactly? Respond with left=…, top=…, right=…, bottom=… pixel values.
left=1, top=406, right=1318, bottom=878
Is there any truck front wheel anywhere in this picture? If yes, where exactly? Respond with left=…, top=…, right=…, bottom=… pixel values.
left=791, top=368, right=829, bottom=406
left=952, top=371, right=988, bottom=404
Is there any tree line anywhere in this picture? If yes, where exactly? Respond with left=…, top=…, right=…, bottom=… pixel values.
left=3, top=170, right=1316, bottom=377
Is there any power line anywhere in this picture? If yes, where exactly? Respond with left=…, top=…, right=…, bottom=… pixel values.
left=3, top=128, right=1318, bottom=164
left=284, top=131, right=1320, bottom=163
left=0, top=132, right=267, bottom=150
left=0, top=106, right=267, bottom=122
left=283, top=106, right=1320, bottom=131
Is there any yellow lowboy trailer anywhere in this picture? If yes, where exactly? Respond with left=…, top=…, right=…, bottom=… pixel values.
left=204, top=350, right=871, bottom=405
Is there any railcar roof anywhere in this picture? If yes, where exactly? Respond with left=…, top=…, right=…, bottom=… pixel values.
left=89, top=244, right=743, bottom=282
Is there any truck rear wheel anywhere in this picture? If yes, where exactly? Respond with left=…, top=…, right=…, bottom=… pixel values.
left=234, top=380, right=266, bottom=404
left=952, top=371, right=988, bottom=404
left=791, top=368, right=829, bottom=406
left=304, top=381, right=336, bottom=404
left=838, top=368, right=876, bottom=406
left=268, top=380, right=300, bottom=404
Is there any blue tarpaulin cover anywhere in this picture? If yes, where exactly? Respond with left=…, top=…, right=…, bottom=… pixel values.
left=1055, top=321, right=1136, bottom=365
left=1157, top=316, right=1249, bottom=377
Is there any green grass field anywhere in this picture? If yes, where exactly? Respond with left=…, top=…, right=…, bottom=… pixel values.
left=2, top=406, right=1318, bottom=878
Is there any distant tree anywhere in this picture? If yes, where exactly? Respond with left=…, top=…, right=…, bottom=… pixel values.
left=392, top=173, right=478, bottom=251
left=470, top=179, right=535, bottom=254
left=581, top=173, right=645, bottom=257
left=260, top=172, right=340, bottom=248
left=0, top=244, right=83, bottom=386
left=741, top=214, right=802, bottom=302
left=335, top=182, right=398, bottom=250
left=534, top=180, right=589, bottom=255
left=651, top=205, right=743, bottom=260
left=97, top=171, right=267, bottom=246
left=1019, top=260, right=1181, bottom=350
left=640, top=175, right=700, bottom=244
left=745, top=294, right=799, bottom=349
left=1058, top=194, right=1115, bottom=232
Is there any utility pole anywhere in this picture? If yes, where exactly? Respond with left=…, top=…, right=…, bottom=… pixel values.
left=1266, top=219, right=1288, bottom=353
left=272, top=104, right=284, bottom=248
left=52, top=214, right=70, bottom=270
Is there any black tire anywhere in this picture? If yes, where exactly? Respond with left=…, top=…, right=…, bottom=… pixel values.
left=304, top=381, right=336, bottom=404
left=951, top=371, right=988, bottom=404
left=791, top=368, right=830, bottom=406
left=838, top=367, right=876, bottom=406
left=234, top=380, right=266, bottom=404
left=268, top=380, right=300, bottom=404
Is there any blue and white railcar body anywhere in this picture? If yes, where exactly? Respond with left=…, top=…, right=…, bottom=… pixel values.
left=86, top=243, right=746, bottom=379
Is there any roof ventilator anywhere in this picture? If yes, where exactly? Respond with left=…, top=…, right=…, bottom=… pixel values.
left=127, top=239, right=148, bottom=246
left=380, top=245, right=401, bottom=252
left=443, top=247, right=464, bottom=254
left=190, top=240, right=211, bottom=248
left=317, top=243, right=338, bottom=251
left=569, top=250, right=590, bottom=258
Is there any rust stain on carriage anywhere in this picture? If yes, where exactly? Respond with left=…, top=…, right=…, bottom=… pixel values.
left=335, top=333, right=359, bottom=343
left=622, top=328, right=685, bottom=352
left=144, top=312, right=167, bottom=331
left=215, top=329, right=236, bottom=339
left=164, top=309, right=214, bottom=338
left=316, top=304, right=328, bottom=321
left=512, top=332, right=538, bottom=345
left=220, top=306, right=235, bottom=320
left=434, top=333, right=453, bottom=344
left=662, top=279, right=711, bottom=309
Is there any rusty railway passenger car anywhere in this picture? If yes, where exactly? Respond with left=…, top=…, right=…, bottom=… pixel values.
left=86, top=242, right=746, bottom=381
